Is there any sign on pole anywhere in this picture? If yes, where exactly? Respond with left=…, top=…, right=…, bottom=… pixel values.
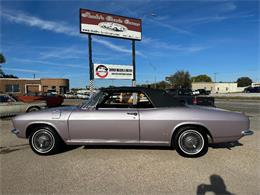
left=94, top=64, right=133, bottom=80
left=80, top=8, right=142, bottom=41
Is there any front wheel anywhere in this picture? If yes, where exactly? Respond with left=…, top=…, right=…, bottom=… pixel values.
left=29, top=126, right=63, bottom=155
left=173, top=126, right=208, bottom=157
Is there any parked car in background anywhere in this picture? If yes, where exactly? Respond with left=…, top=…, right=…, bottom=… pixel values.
left=165, top=88, right=215, bottom=107
left=193, top=89, right=211, bottom=95
left=244, top=86, right=260, bottom=93
left=16, top=92, right=64, bottom=107
left=64, top=92, right=77, bottom=99
left=46, top=90, right=58, bottom=96
left=11, top=87, right=252, bottom=157
left=77, top=93, right=90, bottom=99
left=0, top=94, right=46, bottom=117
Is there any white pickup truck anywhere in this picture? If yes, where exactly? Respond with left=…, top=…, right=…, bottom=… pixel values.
left=0, top=94, right=46, bottom=117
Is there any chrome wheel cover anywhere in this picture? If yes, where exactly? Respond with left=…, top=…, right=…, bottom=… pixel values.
left=31, top=129, right=55, bottom=153
left=178, top=130, right=204, bottom=155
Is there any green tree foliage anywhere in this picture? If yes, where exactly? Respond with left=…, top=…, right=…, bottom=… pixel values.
left=0, top=53, right=18, bottom=78
left=237, top=77, right=252, bottom=87
left=137, top=81, right=170, bottom=89
left=0, top=53, right=6, bottom=64
left=191, top=74, right=212, bottom=82
left=165, top=70, right=191, bottom=89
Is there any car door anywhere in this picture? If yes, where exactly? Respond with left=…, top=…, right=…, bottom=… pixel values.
left=0, top=95, right=22, bottom=116
left=136, top=92, right=172, bottom=144
left=68, top=91, right=139, bottom=143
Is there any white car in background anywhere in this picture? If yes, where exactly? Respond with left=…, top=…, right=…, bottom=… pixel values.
left=64, top=92, right=77, bottom=99
left=77, top=93, right=90, bottom=100
left=0, top=94, right=46, bottom=117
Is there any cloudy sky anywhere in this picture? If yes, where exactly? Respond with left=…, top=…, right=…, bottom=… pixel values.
left=1, top=0, right=259, bottom=87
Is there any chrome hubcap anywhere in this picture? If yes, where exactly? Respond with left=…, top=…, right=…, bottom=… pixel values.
left=32, top=129, right=55, bottom=153
left=178, top=130, right=204, bottom=155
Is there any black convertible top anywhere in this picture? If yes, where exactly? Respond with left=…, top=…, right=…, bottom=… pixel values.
left=101, top=87, right=183, bottom=107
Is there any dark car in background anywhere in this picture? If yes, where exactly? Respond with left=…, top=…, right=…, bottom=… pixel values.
left=244, top=86, right=260, bottom=93
left=193, top=89, right=211, bottom=95
left=165, top=88, right=215, bottom=107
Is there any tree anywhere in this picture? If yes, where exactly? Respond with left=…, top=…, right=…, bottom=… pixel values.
left=237, top=77, right=252, bottom=87
left=0, top=53, right=6, bottom=64
left=191, top=74, right=212, bottom=82
left=0, top=53, right=6, bottom=78
left=0, top=53, right=18, bottom=78
left=165, top=70, right=191, bottom=89
left=155, top=81, right=170, bottom=89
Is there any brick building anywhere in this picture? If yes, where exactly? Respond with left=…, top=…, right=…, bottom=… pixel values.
left=0, top=78, right=69, bottom=95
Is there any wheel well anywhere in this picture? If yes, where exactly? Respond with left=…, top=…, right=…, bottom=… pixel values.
left=26, top=123, right=54, bottom=138
left=26, top=106, right=40, bottom=112
left=171, top=124, right=213, bottom=146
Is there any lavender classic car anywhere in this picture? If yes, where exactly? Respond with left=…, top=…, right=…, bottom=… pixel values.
left=11, top=87, right=253, bottom=157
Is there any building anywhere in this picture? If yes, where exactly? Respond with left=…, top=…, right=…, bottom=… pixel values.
left=192, top=82, right=245, bottom=94
left=0, top=78, right=69, bottom=95
left=251, top=82, right=260, bottom=87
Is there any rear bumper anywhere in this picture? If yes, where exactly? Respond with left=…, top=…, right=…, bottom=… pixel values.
left=241, top=129, right=254, bottom=136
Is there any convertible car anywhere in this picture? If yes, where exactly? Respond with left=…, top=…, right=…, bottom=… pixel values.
left=11, top=87, right=253, bottom=157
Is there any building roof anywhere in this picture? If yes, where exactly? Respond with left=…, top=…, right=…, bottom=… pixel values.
left=101, top=87, right=183, bottom=107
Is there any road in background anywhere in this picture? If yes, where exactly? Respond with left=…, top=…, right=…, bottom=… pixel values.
left=1, top=98, right=259, bottom=194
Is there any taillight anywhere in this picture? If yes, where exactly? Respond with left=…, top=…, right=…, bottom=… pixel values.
left=193, top=97, right=197, bottom=104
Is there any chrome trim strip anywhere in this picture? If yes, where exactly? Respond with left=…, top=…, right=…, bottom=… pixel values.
left=241, top=129, right=254, bottom=136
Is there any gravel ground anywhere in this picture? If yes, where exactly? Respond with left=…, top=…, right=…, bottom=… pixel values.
left=0, top=99, right=259, bottom=195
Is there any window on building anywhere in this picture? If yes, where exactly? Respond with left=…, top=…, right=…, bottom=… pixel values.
left=217, top=87, right=219, bottom=91
left=226, top=87, right=229, bottom=91
left=5, top=84, right=20, bottom=93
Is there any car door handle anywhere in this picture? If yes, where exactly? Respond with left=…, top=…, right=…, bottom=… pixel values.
left=127, top=112, right=138, bottom=116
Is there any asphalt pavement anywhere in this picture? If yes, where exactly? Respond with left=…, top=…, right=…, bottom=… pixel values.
left=0, top=99, right=259, bottom=194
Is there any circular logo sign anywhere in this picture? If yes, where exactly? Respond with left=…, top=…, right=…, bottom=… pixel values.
left=96, top=65, right=108, bottom=78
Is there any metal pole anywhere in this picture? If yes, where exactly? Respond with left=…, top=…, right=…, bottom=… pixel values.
left=132, top=40, right=136, bottom=87
left=88, top=34, right=94, bottom=95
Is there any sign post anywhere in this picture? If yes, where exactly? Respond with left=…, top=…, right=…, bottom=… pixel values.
left=80, top=8, right=142, bottom=89
left=132, top=40, right=136, bottom=87
left=88, top=34, right=94, bottom=95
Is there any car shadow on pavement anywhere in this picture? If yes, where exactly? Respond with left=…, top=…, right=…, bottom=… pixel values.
left=0, top=143, right=29, bottom=154
left=59, top=145, right=82, bottom=154
left=209, top=141, right=243, bottom=150
left=197, top=174, right=234, bottom=195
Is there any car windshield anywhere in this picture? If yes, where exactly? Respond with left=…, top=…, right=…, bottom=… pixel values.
left=80, top=91, right=106, bottom=108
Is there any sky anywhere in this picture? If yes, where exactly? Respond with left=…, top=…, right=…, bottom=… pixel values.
left=0, top=0, right=259, bottom=88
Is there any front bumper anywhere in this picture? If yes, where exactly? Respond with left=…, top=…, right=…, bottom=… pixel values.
left=11, top=128, right=20, bottom=135
left=241, top=129, right=254, bottom=136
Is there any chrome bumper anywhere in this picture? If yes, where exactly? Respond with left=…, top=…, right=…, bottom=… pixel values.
left=241, top=129, right=254, bottom=136
left=11, top=128, right=20, bottom=135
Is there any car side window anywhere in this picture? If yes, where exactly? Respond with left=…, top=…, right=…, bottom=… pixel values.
left=0, top=95, right=14, bottom=103
left=99, top=92, right=134, bottom=108
left=136, top=92, right=154, bottom=108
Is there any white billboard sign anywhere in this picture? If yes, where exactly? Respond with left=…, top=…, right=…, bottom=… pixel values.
left=94, top=64, right=133, bottom=80
left=80, top=9, right=142, bottom=40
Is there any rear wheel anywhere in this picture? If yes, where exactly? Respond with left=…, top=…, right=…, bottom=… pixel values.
left=29, top=126, right=63, bottom=155
left=27, top=107, right=40, bottom=112
left=173, top=126, right=208, bottom=157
